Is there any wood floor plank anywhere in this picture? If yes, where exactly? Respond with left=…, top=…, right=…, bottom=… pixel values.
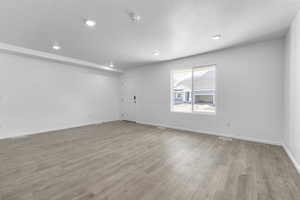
left=0, top=121, right=299, bottom=200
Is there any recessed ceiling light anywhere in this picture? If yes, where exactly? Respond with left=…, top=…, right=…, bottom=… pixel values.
left=85, top=19, right=96, bottom=27
left=212, top=34, right=222, bottom=40
left=153, top=50, right=160, bottom=56
left=52, top=42, right=61, bottom=50
left=109, top=62, right=114, bottom=68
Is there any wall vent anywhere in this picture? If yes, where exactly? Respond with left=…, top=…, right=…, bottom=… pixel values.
left=157, top=126, right=167, bottom=130
left=218, top=136, right=233, bottom=141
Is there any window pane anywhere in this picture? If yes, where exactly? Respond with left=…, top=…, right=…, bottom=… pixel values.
left=193, top=66, right=216, bottom=112
left=172, top=70, right=192, bottom=112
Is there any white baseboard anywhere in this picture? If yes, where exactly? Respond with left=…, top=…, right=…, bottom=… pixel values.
left=137, top=121, right=300, bottom=174
left=2, top=119, right=299, bottom=174
left=0, top=119, right=118, bottom=140
left=136, top=121, right=282, bottom=146
left=283, top=144, right=300, bottom=174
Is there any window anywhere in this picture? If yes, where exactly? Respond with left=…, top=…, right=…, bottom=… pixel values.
left=171, top=65, right=216, bottom=113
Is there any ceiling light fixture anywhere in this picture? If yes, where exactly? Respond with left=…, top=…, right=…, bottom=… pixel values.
left=212, top=34, right=222, bottom=40
left=52, top=42, right=61, bottom=50
left=85, top=19, right=96, bottom=27
left=153, top=50, right=160, bottom=56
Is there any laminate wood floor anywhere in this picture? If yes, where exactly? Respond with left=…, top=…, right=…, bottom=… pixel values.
left=0, top=121, right=299, bottom=200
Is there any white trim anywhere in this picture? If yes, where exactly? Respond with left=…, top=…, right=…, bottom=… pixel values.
left=0, top=119, right=118, bottom=140
left=283, top=144, right=300, bottom=174
left=0, top=42, right=122, bottom=73
left=170, top=110, right=216, bottom=115
left=136, top=120, right=282, bottom=146
left=3, top=119, right=298, bottom=174
left=137, top=121, right=300, bottom=173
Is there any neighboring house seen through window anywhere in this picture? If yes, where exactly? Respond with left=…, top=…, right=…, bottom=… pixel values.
left=171, top=65, right=216, bottom=113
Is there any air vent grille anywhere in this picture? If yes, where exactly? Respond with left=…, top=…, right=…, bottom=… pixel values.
left=218, top=136, right=233, bottom=141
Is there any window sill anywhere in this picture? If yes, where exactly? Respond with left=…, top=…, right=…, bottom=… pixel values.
left=170, top=110, right=216, bottom=115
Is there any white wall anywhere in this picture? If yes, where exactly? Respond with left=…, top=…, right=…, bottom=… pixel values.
left=284, top=11, right=300, bottom=172
left=121, top=39, right=284, bottom=145
left=0, top=52, right=120, bottom=139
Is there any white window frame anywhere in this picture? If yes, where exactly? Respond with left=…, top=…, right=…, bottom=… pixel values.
left=170, top=64, right=217, bottom=115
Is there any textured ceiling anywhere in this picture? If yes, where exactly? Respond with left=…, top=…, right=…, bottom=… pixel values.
left=0, top=0, right=299, bottom=68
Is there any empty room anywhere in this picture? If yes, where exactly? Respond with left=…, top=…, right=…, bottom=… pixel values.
left=1, top=0, right=300, bottom=199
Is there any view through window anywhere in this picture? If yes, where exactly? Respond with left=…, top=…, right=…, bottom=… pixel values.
left=171, top=65, right=216, bottom=113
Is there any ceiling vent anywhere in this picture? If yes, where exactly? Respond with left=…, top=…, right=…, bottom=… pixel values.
left=127, top=10, right=141, bottom=23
